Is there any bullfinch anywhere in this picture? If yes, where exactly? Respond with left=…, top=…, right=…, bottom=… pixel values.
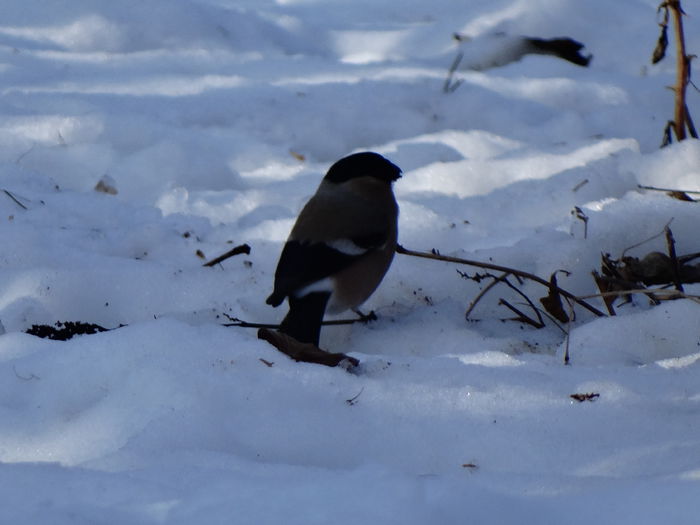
left=266, top=152, right=401, bottom=346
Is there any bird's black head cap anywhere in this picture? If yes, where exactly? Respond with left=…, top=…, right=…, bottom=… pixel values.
left=324, top=152, right=402, bottom=184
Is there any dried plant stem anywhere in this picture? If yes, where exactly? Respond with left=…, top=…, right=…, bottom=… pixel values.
left=669, top=0, right=691, bottom=140
left=3, top=189, right=28, bottom=210
left=578, top=288, right=700, bottom=304
left=223, top=314, right=369, bottom=329
left=465, top=272, right=510, bottom=319
left=203, top=243, right=251, bottom=267
left=396, top=245, right=606, bottom=317
left=638, top=184, right=700, bottom=195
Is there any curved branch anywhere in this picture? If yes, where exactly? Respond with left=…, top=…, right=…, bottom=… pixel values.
left=396, top=244, right=606, bottom=317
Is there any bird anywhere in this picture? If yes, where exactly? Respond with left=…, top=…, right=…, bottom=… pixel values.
left=451, top=33, right=591, bottom=72
left=266, top=151, right=401, bottom=346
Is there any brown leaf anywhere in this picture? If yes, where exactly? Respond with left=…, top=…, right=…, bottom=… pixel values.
left=258, top=328, right=359, bottom=369
left=539, top=272, right=569, bottom=323
left=666, top=190, right=695, bottom=202
left=652, top=24, right=668, bottom=64
left=592, top=270, right=617, bottom=315
left=289, top=150, right=306, bottom=162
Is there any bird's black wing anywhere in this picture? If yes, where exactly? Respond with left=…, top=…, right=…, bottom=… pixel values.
left=265, top=233, right=387, bottom=307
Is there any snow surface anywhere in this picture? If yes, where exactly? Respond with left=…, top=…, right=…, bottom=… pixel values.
left=1, top=0, right=700, bottom=523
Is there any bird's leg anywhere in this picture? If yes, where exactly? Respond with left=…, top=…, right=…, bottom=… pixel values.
left=280, top=292, right=330, bottom=346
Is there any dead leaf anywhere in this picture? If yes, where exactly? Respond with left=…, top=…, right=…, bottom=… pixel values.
left=539, top=272, right=570, bottom=323
left=289, top=150, right=306, bottom=162
left=94, top=175, right=118, bottom=195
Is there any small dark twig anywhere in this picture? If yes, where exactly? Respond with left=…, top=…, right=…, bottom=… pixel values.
left=665, top=226, right=684, bottom=292
left=223, top=318, right=279, bottom=329
left=465, top=272, right=510, bottom=319
left=346, top=387, right=364, bottom=406
left=638, top=184, right=700, bottom=195
left=3, top=189, right=28, bottom=210
left=443, top=51, right=465, bottom=93
left=578, top=288, right=699, bottom=303
left=621, top=219, right=673, bottom=257
left=499, top=277, right=546, bottom=327
left=352, top=309, right=377, bottom=323
left=572, top=179, right=589, bottom=192
left=679, top=251, right=700, bottom=264
left=223, top=313, right=373, bottom=329
left=203, top=243, right=251, bottom=267
left=498, top=299, right=544, bottom=328
left=661, top=120, right=675, bottom=147
left=572, top=206, right=589, bottom=239
left=685, top=102, right=698, bottom=138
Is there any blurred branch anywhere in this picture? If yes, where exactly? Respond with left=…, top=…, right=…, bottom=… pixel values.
left=638, top=184, right=700, bottom=195
left=443, top=51, right=464, bottom=93
left=223, top=312, right=372, bottom=329
left=2, top=189, right=28, bottom=210
left=203, top=243, right=251, bottom=267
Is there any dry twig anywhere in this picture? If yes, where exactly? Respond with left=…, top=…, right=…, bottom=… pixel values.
left=464, top=272, right=510, bottom=319
left=3, top=189, right=28, bottom=210
left=397, top=245, right=606, bottom=318
left=203, top=243, right=251, bottom=267
left=443, top=51, right=465, bottom=93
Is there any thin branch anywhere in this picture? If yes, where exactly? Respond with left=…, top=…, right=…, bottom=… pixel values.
left=638, top=184, right=700, bottom=195
left=443, top=51, right=465, bottom=93
left=577, top=288, right=700, bottom=303
left=665, top=226, right=684, bottom=292
left=679, top=251, right=700, bottom=264
left=222, top=313, right=371, bottom=329
left=465, top=272, right=510, bottom=319
left=498, top=299, right=544, bottom=328
left=203, top=243, right=251, bottom=267
left=3, top=189, right=28, bottom=210
left=499, top=276, right=545, bottom=327
left=621, top=218, right=673, bottom=257
left=396, top=245, right=606, bottom=317
left=685, top=102, right=698, bottom=138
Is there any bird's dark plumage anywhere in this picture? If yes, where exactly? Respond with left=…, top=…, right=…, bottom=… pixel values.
left=265, top=241, right=360, bottom=308
left=266, top=151, right=401, bottom=346
left=324, top=151, right=402, bottom=184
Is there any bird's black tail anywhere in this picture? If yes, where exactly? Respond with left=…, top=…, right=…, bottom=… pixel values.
left=279, top=292, right=331, bottom=346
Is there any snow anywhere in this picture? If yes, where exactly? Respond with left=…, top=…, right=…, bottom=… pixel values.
left=1, top=0, right=700, bottom=523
